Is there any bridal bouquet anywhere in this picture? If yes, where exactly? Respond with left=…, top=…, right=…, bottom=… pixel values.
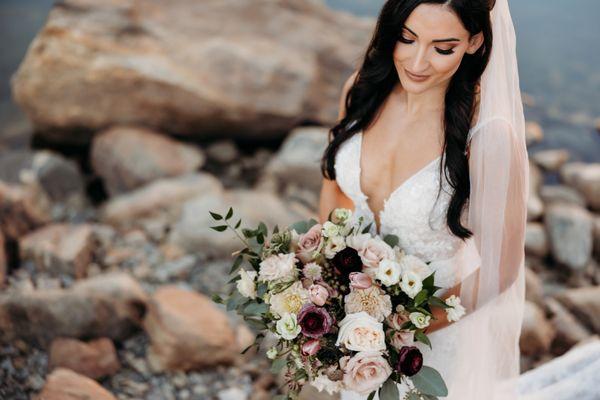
left=209, top=207, right=466, bottom=400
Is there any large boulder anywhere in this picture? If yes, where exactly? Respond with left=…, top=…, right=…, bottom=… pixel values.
left=100, top=172, right=223, bottom=226
left=33, top=368, right=117, bottom=400
left=520, top=301, right=556, bottom=356
left=554, top=286, right=600, bottom=333
left=0, top=180, right=51, bottom=241
left=0, top=272, right=147, bottom=345
left=91, top=126, right=205, bottom=196
left=11, top=0, right=372, bottom=143
left=544, top=204, right=593, bottom=271
left=168, top=188, right=314, bottom=257
left=263, top=126, right=329, bottom=193
left=143, top=285, right=237, bottom=371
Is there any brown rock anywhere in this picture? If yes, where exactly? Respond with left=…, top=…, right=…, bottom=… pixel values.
left=594, top=215, right=600, bottom=260
left=555, top=286, right=600, bottom=333
left=100, top=173, right=223, bottom=226
left=91, top=126, right=205, bottom=196
left=0, top=181, right=50, bottom=241
left=520, top=301, right=556, bottom=356
left=33, top=367, right=116, bottom=400
left=19, top=223, right=95, bottom=278
left=540, top=185, right=587, bottom=207
left=11, top=0, right=372, bottom=143
left=49, top=337, right=120, bottom=380
left=525, top=121, right=544, bottom=146
left=525, top=267, right=545, bottom=307
left=528, top=161, right=544, bottom=221
left=143, top=285, right=236, bottom=371
left=0, top=272, right=147, bottom=346
left=532, top=149, right=570, bottom=172
left=546, top=298, right=591, bottom=354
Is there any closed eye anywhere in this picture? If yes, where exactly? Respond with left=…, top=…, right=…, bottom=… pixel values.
left=398, top=35, right=455, bottom=55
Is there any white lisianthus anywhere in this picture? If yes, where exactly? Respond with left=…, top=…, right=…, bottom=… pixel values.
left=322, top=221, right=341, bottom=238
left=398, top=254, right=431, bottom=280
left=276, top=313, right=301, bottom=340
left=409, top=312, right=431, bottom=329
left=266, top=347, right=278, bottom=360
left=376, top=259, right=401, bottom=286
left=445, top=294, right=466, bottom=322
left=400, top=270, right=423, bottom=299
left=336, top=311, right=386, bottom=352
left=258, top=253, right=297, bottom=283
left=311, top=373, right=344, bottom=395
left=331, top=208, right=352, bottom=225
left=236, top=269, right=257, bottom=299
left=324, top=235, right=346, bottom=259
left=268, top=281, right=310, bottom=317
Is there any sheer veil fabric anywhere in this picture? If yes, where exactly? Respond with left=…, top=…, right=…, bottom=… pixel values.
left=446, top=0, right=529, bottom=398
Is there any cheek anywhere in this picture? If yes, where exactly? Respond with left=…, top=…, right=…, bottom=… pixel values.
left=430, top=54, right=464, bottom=77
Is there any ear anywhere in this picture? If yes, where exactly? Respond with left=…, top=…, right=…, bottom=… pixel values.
left=466, top=31, right=484, bottom=55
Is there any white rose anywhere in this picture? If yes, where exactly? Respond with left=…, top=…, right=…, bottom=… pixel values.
left=322, top=221, right=341, bottom=238
left=276, top=313, right=301, bottom=340
left=445, top=295, right=466, bottom=322
left=324, top=235, right=346, bottom=259
left=400, top=270, right=423, bottom=299
left=409, top=312, right=431, bottom=329
left=236, top=269, right=257, bottom=299
left=258, top=253, right=297, bottom=282
left=376, top=259, right=401, bottom=286
left=336, top=311, right=386, bottom=352
left=398, top=254, right=431, bottom=280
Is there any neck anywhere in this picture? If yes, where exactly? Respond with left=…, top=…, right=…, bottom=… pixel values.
left=393, top=80, right=448, bottom=118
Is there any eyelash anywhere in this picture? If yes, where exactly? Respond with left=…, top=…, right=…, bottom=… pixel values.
left=398, top=36, right=455, bottom=55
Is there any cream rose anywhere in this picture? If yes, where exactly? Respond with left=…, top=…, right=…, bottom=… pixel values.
left=236, top=269, right=257, bottom=299
left=258, top=253, right=297, bottom=282
left=445, top=294, right=466, bottom=322
left=336, top=311, right=386, bottom=352
left=398, top=254, right=431, bottom=280
left=342, top=351, right=392, bottom=395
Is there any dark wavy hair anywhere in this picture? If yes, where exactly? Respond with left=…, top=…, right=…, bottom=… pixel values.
left=321, top=0, right=495, bottom=239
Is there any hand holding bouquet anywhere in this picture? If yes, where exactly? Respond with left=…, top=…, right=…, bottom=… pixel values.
left=210, top=207, right=466, bottom=400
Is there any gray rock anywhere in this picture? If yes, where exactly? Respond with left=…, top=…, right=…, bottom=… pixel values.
left=532, top=149, right=570, bottom=172
left=544, top=204, right=593, bottom=270
left=525, top=222, right=549, bottom=258
left=528, top=161, right=544, bottom=221
left=559, top=162, right=600, bottom=211
left=91, top=126, right=205, bottom=196
left=540, top=185, right=586, bottom=207
left=594, top=215, right=600, bottom=260
left=518, top=337, right=600, bottom=400
left=264, top=126, right=329, bottom=193
left=11, top=0, right=372, bottom=142
left=206, top=140, right=239, bottom=164
left=0, top=272, right=147, bottom=346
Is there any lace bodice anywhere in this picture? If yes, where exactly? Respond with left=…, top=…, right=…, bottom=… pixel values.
left=334, top=130, right=466, bottom=291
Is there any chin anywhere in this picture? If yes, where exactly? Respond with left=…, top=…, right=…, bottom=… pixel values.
left=399, top=76, right=432, bottom=94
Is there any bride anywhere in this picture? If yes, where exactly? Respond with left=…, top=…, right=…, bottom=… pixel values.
left=319, top=0, right=529, bottom=399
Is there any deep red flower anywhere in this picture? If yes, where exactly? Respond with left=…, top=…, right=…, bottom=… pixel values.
left=396, top=346, right=423, bottom=376
left=297, top=304, right=334, bottom=338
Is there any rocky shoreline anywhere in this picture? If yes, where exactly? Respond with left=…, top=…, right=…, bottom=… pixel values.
left=1, top=0, right=599, bottom=399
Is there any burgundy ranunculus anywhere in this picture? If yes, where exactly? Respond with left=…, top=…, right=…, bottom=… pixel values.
left=396, top=346, right=423, bottom=376
left=331, top=247, right=363, bottom=281
left=297, top=304, right=334, bottom=338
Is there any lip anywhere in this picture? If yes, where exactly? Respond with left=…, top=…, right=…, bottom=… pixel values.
left=405, top=69, right=430, bottom=82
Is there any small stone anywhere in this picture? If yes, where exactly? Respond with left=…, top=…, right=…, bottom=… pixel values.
left=33, top=368, right=117, bottom=400
left=525, top=222, right=548, bottom=258
left=532, top=149, right=570, bottom=172
left=49, top=337, right=120, bottom=380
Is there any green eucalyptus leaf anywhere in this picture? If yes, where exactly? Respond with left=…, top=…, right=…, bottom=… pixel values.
left=410, top=366, right=448, bottom=396
left=210, top=225, right=228, bottom=232
left=235, top=218, right=242, bottom=229
left=243, top=302, right=269, bottom=316
left=225, top=207, right=233, bottom=220
left=270, top=357, right=287, bottom=374
left=428, top=296, right=449, bottom=309
left=379, top=378, right=399, bottom=400
left=383, top=234, right=399, bottom=248
left=209, top=211, right=223, bottom=220
left=367, top=392, right=376, bottom=400
left=414, top=289, right=429, bottom=307
left=414, top=330, right=432, bottom=349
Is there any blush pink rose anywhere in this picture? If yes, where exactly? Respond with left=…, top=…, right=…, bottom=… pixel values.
left=296, top=224, right=323, bottom=263
left=389, top=330, right=415, bottom=350
left=342, top=351, right=392, bottom=395
left=309, top=284, right=329, bottom=306
left=349, top=272, right=372, bottom=290
left=386, top=312, right=410, bottom=330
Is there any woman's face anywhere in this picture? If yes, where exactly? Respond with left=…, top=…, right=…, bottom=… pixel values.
left=393, top=4, right=484, bottom=94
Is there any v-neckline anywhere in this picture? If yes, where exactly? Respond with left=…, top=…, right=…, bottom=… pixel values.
left=357, top=130, right=442, bottom=235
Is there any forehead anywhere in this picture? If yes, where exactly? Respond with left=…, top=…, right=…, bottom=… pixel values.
left=404, top=4, right=469, bottom=39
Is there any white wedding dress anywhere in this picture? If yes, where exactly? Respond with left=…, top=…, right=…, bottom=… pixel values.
left=334, top=129, right=472, bottom=399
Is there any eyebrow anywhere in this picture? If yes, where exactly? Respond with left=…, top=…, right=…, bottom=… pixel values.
left=404, top=26, right=461, bottom=43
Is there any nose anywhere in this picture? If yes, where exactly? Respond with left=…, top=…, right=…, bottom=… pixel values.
left=410, top=44, right=429, bottom=73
